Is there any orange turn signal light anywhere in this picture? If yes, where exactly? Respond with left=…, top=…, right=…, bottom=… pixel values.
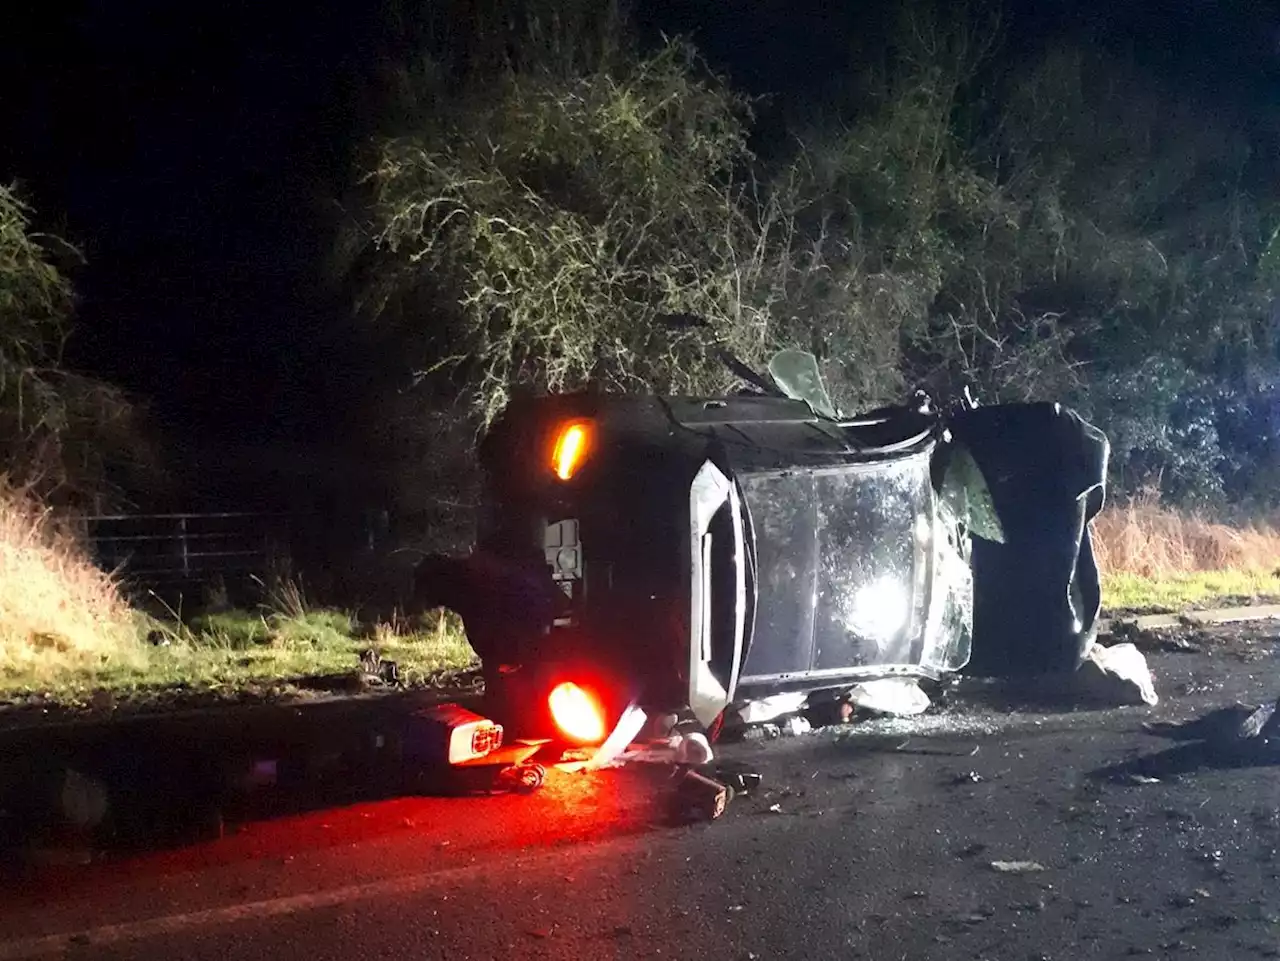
left=551, top=420, right=593, bottom=481
left=548, top=681, right=606, bottom=744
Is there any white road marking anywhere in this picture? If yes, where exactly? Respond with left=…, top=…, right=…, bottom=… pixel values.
left=0, top=840, right=629, bottom=960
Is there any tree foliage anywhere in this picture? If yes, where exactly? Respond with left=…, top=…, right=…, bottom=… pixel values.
left=345, top=0, right=1280, bottom=516
left=0, top=184, right=152, bottom=507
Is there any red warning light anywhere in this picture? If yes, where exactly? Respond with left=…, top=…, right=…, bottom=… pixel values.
left=548, top=681, right=606, bottom=744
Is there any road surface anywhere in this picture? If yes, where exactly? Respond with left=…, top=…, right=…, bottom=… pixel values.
left=3, top=626, right=1280, bottom=960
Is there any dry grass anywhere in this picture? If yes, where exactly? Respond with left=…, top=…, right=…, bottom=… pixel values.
left=1093, top=496, right=1280, bottom=613
left=1093, top=498, right=1280, bottom=577
left=0, top=483, right=142, bottom=681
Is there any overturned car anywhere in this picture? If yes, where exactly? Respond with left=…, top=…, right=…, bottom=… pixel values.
left=416, top=350, right=1109, bottom=745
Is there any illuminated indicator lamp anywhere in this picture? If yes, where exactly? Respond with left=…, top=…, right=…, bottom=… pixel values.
left=471, top=723, right=503, bottom=757
left=548, top=681, right=607, bottom=744
left=551, top=421, right=592, bottom=480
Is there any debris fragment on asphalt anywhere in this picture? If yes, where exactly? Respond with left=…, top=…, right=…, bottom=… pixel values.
left=584, top=703, right=649, bottom=771
left=735, top=692, right=809, bottom=726
left=740, top=723, right=782, bottom=741
left=1234, top=699, right=1280, bottom=747
left=675, top=732, right=715, bottom=765
left=847, top=677, right=932, bottom=716
left=715, top=768, right=762, bottom=795
left=492, top=762, right=547, bottom=793
left=673, top=769, right=731, bottom=821
left=1075, top=642, right=1159, bottom=707
left=1154, top=697, right=1280, bottom=760
left=402, top=703, right=504, bottom=765
left=780, top=716, right=812, bottom=737
left=990, top=860, right=1047, bottom=874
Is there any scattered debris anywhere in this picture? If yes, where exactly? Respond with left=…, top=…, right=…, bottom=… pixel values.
left=585, top=704, right=649, bottom=771
left=1153, top=697, right=1280, bottom=760
left=492, top=762, right=547, bottom=793
left=780, top=716, right=812, bottom=737
left=1109, top=620, right=1205, bottom=654
left=953, top=771, right=984, bottom=785
left=403, top=703, right=504, bottom=765
left=675, top=732, right=715, bottom=765
left=1120, top=773, right=1162, bottom=785
left=740, top=723, right=782, bottom=742
left=767, top=803, right=783, bottom=814
left=990, top=860, right=1047, bottom=874
left=715, top=767, right=762, bottom=795
left=1075, top=642, right=1159, bottom=707
left=735, top=693, right=809, bottom=726
left=400, top=705, right=551, bottom=795
left=673, top=769, right=731, bottom=821
left=647, top=712, right=681, bottom=739
left=847, top=678, right=932, bottom=717
left=1239, top=700, right=1277, bottom=739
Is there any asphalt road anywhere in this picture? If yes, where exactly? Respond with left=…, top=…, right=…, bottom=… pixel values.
left=3, top=626, right=1280, bottom=961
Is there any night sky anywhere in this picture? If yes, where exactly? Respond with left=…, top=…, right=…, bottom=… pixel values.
left=1, top=0, right=1278, bottom=473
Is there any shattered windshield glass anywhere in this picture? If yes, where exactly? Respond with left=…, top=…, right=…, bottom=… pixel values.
left=940, top=445, right=1005, bottom=544
left=767, top=349, right=839, bottom=420
left=737, top=453, right=933, bottom=680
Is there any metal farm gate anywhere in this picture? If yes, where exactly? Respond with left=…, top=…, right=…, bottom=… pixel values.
left=84, top=512, right=292, bottom=603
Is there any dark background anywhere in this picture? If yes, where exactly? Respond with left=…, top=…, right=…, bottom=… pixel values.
left=1, top=0, right=1277, bottom=507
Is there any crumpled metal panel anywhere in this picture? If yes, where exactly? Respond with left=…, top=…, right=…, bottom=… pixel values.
left=738, top=449, right=947, bottom=682
left=920, top=499, right=974, bottom=675
left=737, top=473, right=819, bottom=679
left=951, top=403, right=1110, bottom=675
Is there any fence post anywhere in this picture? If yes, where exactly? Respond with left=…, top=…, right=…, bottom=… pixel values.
left=179, top=516, right=190, bottom=578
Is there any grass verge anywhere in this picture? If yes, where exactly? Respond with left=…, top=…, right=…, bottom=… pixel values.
left=0, top=483, right=477, bottom=716
left=1, top=605, right=478, bottom=716
left=1102, top=569, right=1280, bottom=616
left=1094, top=497, right=1280, bottom=614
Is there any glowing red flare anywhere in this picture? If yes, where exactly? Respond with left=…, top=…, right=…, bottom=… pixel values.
left=548, top=681, right=606, bottom=743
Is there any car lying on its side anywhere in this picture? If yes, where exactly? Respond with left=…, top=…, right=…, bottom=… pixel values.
left=416, top=349, right=1110, bottom=745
